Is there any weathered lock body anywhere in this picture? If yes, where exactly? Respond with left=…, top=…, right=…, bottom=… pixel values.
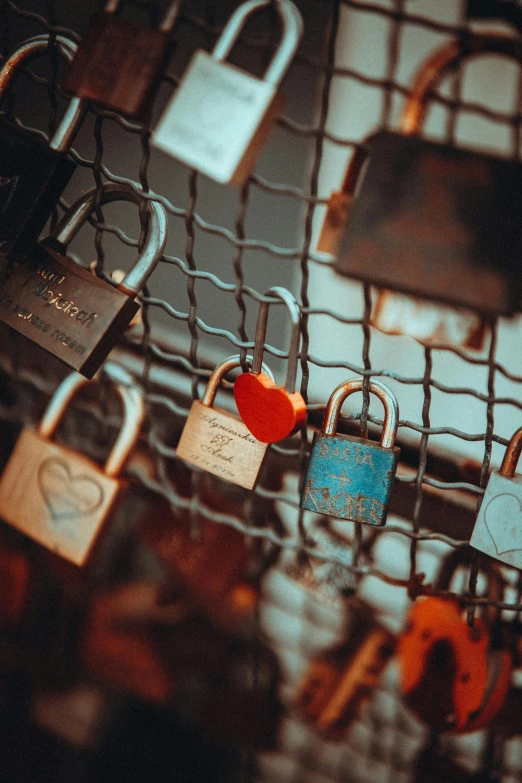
left=63, top=1, right=179, bottom=119
left=0, top=182, right=167, bottom=378
left=0, top=35, right=85, bottom=263
left=471, top=426, right=522, bottom=568
left=0, top=370, right=144, bottom=566
left=176, top=356, right=270, bottom=490
left=334, top=35, right=522, bottom=315
left=301, top=378, right=400, bottom=525
left=234, top=286, right=306, bottom=443
left=152, top=0, right=302, bottom=186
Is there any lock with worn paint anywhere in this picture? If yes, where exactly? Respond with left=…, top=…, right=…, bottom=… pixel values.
left=63, top=0, right=180, bottom=120
left=0, top=181, right=168, bottom=378
left=176, top=355, right=273, bottom=490
left=300, top=378, right=400, bottom=525
left=333, top=34, right=522, bottom=315
left=471, top=425, right=522, bottom=569
left=0, top=35, right=86, bottom=263
left=0, top=369, right=144, bottom=566
left=234, top=287, right=306, bottom=443
left=152, top=0, right=303, bottom=185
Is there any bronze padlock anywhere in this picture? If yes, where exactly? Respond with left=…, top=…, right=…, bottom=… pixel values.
left=63, top=0, right=180, bottom=120
left=0, top=182, right=168, bottom=378
left=0, top=369, right=145, bottom=566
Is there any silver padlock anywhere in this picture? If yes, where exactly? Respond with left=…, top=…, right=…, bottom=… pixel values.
left=151, top=0, right=303, bottom=186
left=471, top=427, right=522, bottom=569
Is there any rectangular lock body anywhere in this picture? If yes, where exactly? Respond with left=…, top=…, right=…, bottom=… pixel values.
left=470, top=470, right=522, bottom=569
left=0, top=243, right=139, bottom=378
left=0, top=428, right=120, bottom=566
left=0, top=120, right=75, bottom=262
left=300, top=432, right=400, bottom=525
left=176, top=400, right=268, bottom=490
left=152, top=51, right=284, bottom=186
left=336, top=131, right=522, bottom=315
left=63, top=12, right=170, bottom=119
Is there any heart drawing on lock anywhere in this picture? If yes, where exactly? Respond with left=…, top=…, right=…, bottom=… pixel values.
left=233, top=372, right=307, bottom=443
left=37, top=458, right=104, bottom=522
left=484, top=493, right=522, bottom=556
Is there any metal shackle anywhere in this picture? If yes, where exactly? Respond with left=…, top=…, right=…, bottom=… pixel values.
left=38, top=369, right=145, bottom=478
left=400, top=32, right=522, bottom=135
left=322, top=378, right=399, bottom=449
left=50, top=182, right=168, bottom=296
left=250, top=287, right=301, bottom=394
left=499, top=426, right=522, bottom=478
left=0, top=35, right=86, bottom=154
left=201, top=354, right=275, bottom=408
left=213, top=0, right=303, bottom=87
left=104, top=0, right=181, bottom=32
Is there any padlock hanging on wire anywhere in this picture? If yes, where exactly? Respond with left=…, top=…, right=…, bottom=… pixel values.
left=234, top=287, right=306, bottom=443
left=63, top=0, right=181, bottom=120
left=0, top=182, right=168, bottom=378
left=0, top=369, right=145, bottom=566
left=0, top=35, right=87, bottom=263
left=325, top=33, right=522, bottom=316
left=300, top=378, right=400, bottom=526
left=151, top=0, right=303, bottom=186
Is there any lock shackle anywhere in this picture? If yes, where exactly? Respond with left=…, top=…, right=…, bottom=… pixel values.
left=0, top=35, right=87, bottom=154
left=104, top=0, right=181, bottom=32
left=401, top=32, right=522, bottom=135
left=250, top=286, right=301, bottom=394
left=499, top=426, right=522, bottom=477
left=212, top=0, right=303, bottom=87
left=38, top=370, right=145, bottom=478
left=322, top=378, right=399, bottom=449
left=202, top=354, right=275, bottom=407
left=50, top=182, right=168, bottom=296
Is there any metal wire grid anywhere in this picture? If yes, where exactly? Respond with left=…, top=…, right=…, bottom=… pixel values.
left=1, top=0, right=522, bottom=780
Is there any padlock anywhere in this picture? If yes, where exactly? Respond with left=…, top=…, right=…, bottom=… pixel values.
left=0, top=369, right=145, bottom=566
left=333, top=33, right=522, bottom=315
left=234, top=287, right=306, bottom=443
left=0, top=35, right=86, bottom=263
left=176, top=355, right=274, bottom=490
left=294, top=598, right=395, bottom=739
left=0, top=181, right=168, bottom=378
left=151, top=0, right=303, bottom=186
left=300, top=378, right=400, bottom=525
left=397, top=550, right=512, bottom=733
left=471, top=426, right=522, bottom=568
left=63, top=0, right=180, bottom=120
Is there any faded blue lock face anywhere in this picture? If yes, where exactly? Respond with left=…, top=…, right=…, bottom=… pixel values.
left=300, top=378, right=400, bottom=526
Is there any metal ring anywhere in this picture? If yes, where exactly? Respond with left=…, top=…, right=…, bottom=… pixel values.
left=251, top=286, right=301, bottom=394
left=201, top=354, right=276, bottom=407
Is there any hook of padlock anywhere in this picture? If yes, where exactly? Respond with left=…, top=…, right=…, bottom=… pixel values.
left=322, top=378, right=398, bottom=448
left=103, top=0, right=181, bottom=32
left=233, top=287, right=306, bottom=443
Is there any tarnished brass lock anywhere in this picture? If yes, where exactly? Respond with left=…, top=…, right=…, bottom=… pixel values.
left=0, top=369, right=145, bottom=566
left=0, top=182, right=168, bottom=378
left=176, top=354, right=274, bottom=490
left=63, top=0, right=180, bottom=120
left=397, top=551, right=512, bottom=733
left=152, top=0, right=303, bottom=185
left=333, top=33, right=522, bottom=316
left=0, top=35, right=86, bottom=263
left=300, top=378, right=400, bottom=525
left=234, top=287, right=306, bottom=443
left=471, top=425, right=522, bottom=569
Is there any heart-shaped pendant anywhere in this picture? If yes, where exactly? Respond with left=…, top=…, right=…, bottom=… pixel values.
left=234, top=370, right=306, bottom=443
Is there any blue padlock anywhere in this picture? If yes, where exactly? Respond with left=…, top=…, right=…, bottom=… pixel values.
left=300, top=378, right=400, bottom=526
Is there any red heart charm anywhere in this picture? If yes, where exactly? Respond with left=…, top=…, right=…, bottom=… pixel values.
left=234, top=371, right=306, bottom=443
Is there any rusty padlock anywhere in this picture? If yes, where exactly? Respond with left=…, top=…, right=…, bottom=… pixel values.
left=0, top=182, right=167, bottom=378
left=0, top=35, right=86, bottom=263
left=333, top=33, right=522, bottom=316
left=63, top=0, right=180, bottom=120
left=152, top=0, right=303, bottom=185
left=300, top=378, right=400, bottom=526
left=397, top=551, right=512, bottom=733
left=0, top=369, right=145, bottom=566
